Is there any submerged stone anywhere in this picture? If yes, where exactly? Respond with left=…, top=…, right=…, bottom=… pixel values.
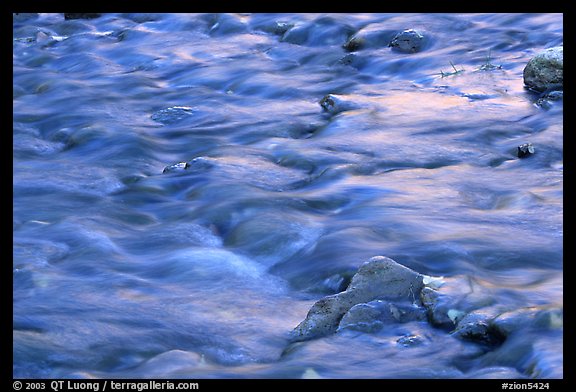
left=523, top=46, right=563, bottom=92
left=420, top=275, right=495, bottom=329
left=389, top=29, right=426, bottom=53
left=162, top=162, right=190, bottom=174
left=151, top=106, right=195, bottom=125
left=319, top=94, right=362, bottom=115
left=290, top=256, right=424, bottom=342
left=397, top=334, right=425, bottom=347
left=517, top=143, right=535, bottom=158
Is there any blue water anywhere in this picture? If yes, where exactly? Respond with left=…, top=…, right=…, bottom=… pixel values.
left=13, top=13, right=562, bottom=379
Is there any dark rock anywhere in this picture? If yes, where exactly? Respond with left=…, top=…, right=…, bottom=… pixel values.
left=64, top=13, right=102, bottom=20
left=452, top=311, right=505, bottom=345
left=523, top=46, right=563, bottom=92
left=517, top=143, right=535, bottom=158
left=290, top=256, right=424, bottom=342
left=389, top=29, right=426, bottom=53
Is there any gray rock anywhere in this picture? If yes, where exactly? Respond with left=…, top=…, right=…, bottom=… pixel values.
left=452, top=312, right=501, bottom=345
left=420, top=275, right=495, bottom=328
left=337, top=299, right=426, bottom=333
left=523, top=46, right=563, bottom=92
left=389, top=29, right=426, bottom=53
left=162, top=157, right=215, bottom=174
left=517, top=143, right=535, bottom=158
left=337, top=302, right=385, bottom=333
left=290, top=256, right=424, bottom=342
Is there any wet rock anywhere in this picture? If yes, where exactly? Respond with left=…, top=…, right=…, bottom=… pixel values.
left=389, top=29, right=426, bottom=53
left=151, top=106, right=195, bottom=125
left=162, top=157, right=215, bottom=174
left=523, top=46, right=563, bottom=92
left=517, top=143, right=535, bottom=158
left=162, top=162, right=189, bottom=174
left=397, top=334, right=425, bottom=347
left=337, top=299, right=426, bottom=333
left=452, top=311, right=504, bottom=345
left=420, top=275, right=495, bottom=329
left=64, top=13, right=101, bottom=20
left=337, top=302, right=385, bottom=333
left=535, top=90, right=563, bottom=109
left=319, top=94, right=362, bottom=115
left=290, top=256, right=424, bottom=342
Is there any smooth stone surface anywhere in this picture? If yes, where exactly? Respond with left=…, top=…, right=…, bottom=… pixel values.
left=291, top=256, right=424, bottom=342
left=337, top=299, right=426, bottom=333
left=523, top=46, right=563, bottom=92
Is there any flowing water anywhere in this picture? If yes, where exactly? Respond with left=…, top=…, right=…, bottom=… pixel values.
left=13, top=13, right=563, bottom=379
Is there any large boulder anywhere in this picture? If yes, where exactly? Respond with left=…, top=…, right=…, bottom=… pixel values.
left=290, top=256, right=424, bottom=342
left=523, top=46, right=563, bottom=92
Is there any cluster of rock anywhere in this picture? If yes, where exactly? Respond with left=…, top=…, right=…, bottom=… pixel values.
left=290, top=256, right=562, bottom=351
left=343, top=28, right=427, bottom=53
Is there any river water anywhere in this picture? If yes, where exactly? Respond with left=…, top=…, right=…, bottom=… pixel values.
left=13, top=13, right=563, bottom=379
